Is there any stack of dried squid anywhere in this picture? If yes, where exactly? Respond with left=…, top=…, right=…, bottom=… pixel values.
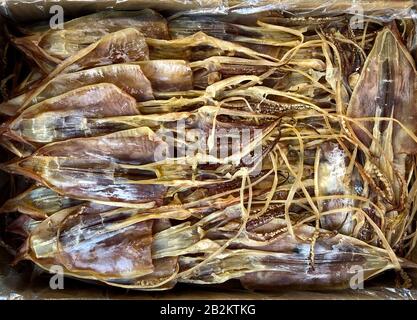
left=1, top=8, right=417, bottom=291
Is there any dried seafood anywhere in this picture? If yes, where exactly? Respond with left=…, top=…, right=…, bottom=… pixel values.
left=1, top=6, right=417, bottom=292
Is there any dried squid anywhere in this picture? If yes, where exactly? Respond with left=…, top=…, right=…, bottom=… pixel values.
left=13, top=9, right=167, bottom=72
left=2, top=6, right=417, bottom=294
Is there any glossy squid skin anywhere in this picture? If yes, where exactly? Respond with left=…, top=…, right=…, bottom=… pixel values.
left=13, top=9, right=168, bottom=71
left=0, top=64, right=154, bottom=117
left=37, top=9, right=169, bottom=59
left=346, top=24, right=416, bottom=240
left=168, top=15, right=299, bottom=56
left=63, top=28, right=150, bottom=74
left=57, top=216, right=153, bottom=279
left=192, top=57, right=285, bottom=89
left=347, top=24, right=417, bottom=155
left=3, top=105, right=275, bottom=206
left=6, top=214, right=40, bottom=237
left=138, top=60, right=193, bottom=92
left=6, top=128, right=169, bottom=206
left=146, top=32, right=274, bottom=61
left=7, top=83, right=140, bottom=144
left=179, top=216, right=394, bottom=290
left=20, top=27, right=150, bottom=76
left=240, top=220, right=385, bottom=290
left=18, top=203, right=178, bottom=288
left=39, top=64, right=155, bottom=102
left=317, top=141, right=356, bottom=235
left=26, top=205, right=155, bottom=280
left=0, top=186, right=83, bottom=219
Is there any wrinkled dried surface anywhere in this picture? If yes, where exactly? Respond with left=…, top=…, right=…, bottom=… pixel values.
left=26, top=207, right=155, bottom=280
left=13, top=10, right=166, bottom=71
left=0, top=186, right=83, bottom=219
left=2, top=8, right=417, bottom=292
left=6, top=83, right=140, bottom=143
left=347, top=25, right=417, bottom=155
left=6, top=128, right=169, bottom=206
left=138, top=60, right=193, bottom=92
